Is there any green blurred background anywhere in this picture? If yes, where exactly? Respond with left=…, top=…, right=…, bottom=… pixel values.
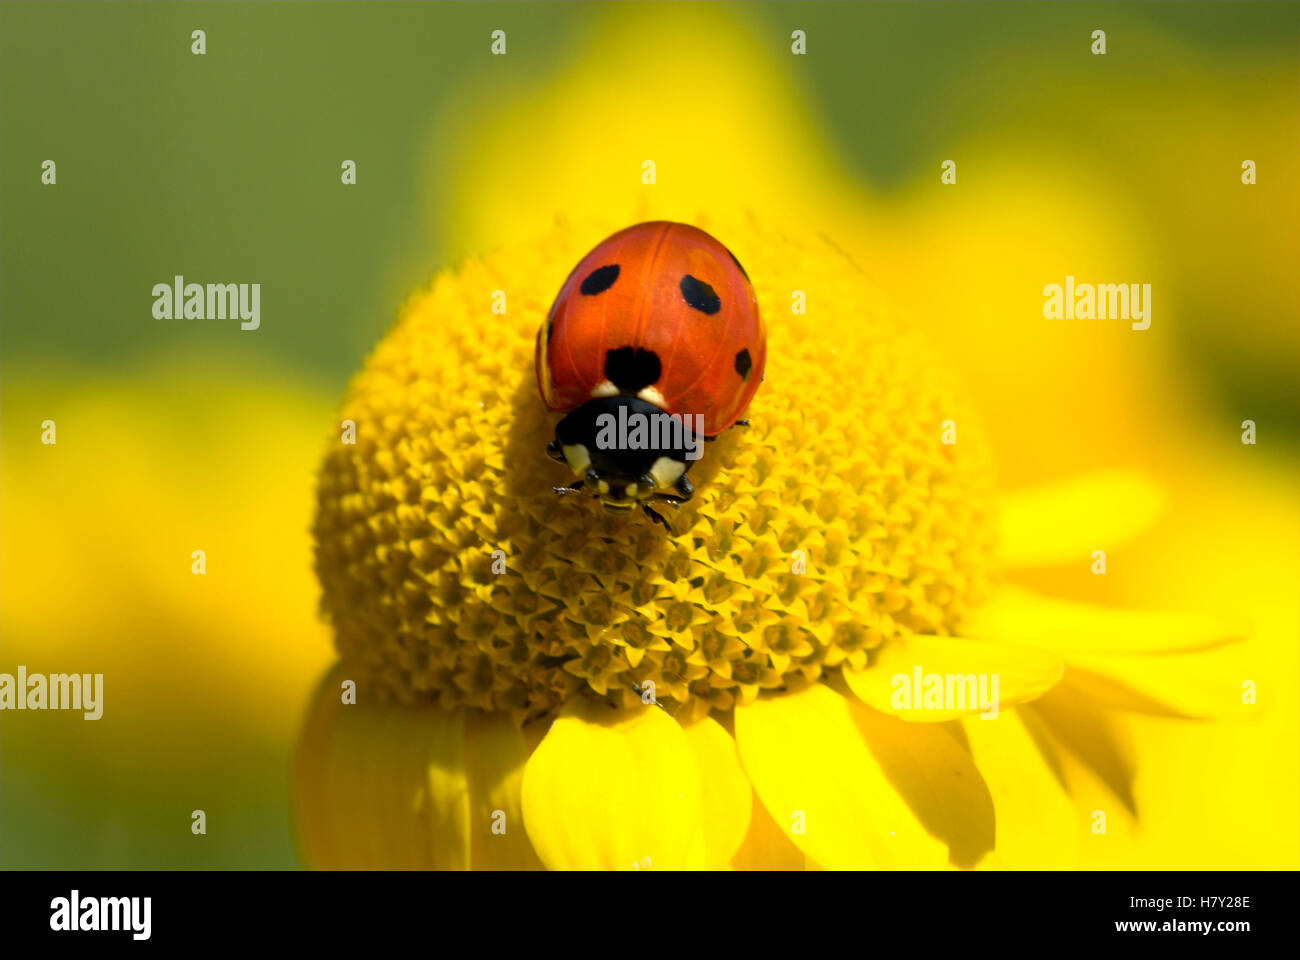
left=2, top=1, right=1296, bottom=867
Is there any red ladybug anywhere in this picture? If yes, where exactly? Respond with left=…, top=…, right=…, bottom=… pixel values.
left=536, top=222, right=766, bottom=528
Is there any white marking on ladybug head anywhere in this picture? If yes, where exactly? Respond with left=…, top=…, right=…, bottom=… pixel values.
left=597, top=479, right=611, bottom=495
left=561, top=443, right=591, bottom=476
left=590, top=380, right=619, bottom=399
left=625, top=483, right=638, bottom=499
left=637, top=386, right=668, bottom=410
left=649, top=456, right=686, bottom=489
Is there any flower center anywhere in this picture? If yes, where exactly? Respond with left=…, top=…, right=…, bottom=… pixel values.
left=313, top=218, right=996, bottom=724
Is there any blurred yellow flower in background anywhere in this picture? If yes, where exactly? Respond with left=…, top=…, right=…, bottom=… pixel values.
left=1, top=357, right=335, bottom=864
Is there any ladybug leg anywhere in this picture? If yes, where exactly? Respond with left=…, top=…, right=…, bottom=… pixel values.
left=642, top=503, right=672, bottom=531
left=673, top=474, right=694, bottom=502
left=703, top=421, right=750, bottom=444
left=553, top=480, right=584, bottom=496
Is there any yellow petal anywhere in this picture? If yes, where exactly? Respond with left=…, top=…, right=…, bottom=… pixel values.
left=1090, top=456, right=1300, bottom=866
left=292, top=666, right=344, bottom=868
left=729, top=791, right=807, bottom=871
left=407, top=702, right=473, bottom=869
left=1026, top=685, right=1137, bottom=816
left=733, top=684, right=948, bottom=868
left=466, top=710, right=544, bottom=869
left=999, top=469, right=1165, bottom=569
left=681, top=716, right=752, bottom=868
left=521, top=701, right=702, bottom=869
left=367, top=708, right=426, bottom=869
left=1057, top=637, right=1265, bottom=719
left=843, top=633, right=1062, bottom=722
left=963, top=708, right=1077, bottom=868
left=968, top=585, right=1246, bottom=656
left=292, top=665, right=478, bottom=869
left=847, top=704, right=996, bottom=868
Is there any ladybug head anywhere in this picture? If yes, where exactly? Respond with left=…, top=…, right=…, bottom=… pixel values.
left=547, top=396, right=698, bottom=516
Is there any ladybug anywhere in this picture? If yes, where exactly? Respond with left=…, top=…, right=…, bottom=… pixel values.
left=536, top=222, right=766, bottom=528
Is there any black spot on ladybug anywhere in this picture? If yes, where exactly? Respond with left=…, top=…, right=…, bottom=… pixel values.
left=735, top=348, right=752, bottom=381
left=680, top=275, right=721, bottom=315
left=604, top=347, right=662, bottom=393
left=726, top=247, right=750, bottom=281
left=580, top=264, right=620, bottom=295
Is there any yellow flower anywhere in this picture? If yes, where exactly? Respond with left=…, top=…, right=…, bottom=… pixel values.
left=316, top=215, right=996, bottom=720
left=294, top=216, right=1241, bottom=869
left=2, top=359, right=335, bottom=736
left=1, top=359, right=336, bottom=865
